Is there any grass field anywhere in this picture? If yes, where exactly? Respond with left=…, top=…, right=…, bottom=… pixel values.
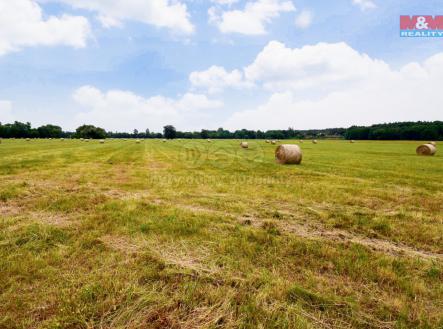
left=0, top=139, right=442, bottom=329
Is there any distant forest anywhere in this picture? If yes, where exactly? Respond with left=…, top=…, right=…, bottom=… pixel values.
left=0, top=121, right=442, bottom=140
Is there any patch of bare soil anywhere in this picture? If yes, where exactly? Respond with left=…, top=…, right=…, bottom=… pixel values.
left=101, top=189, right=155, bottom=201
left=146, top=161, right=169, bottom=169
left=99, top=234, right=219, bottom=276
left=148, top=239, right=218, bottom=275
left=3, top=209, right=76, bottom=232
left=29, top=211, right=73, bottom=228
left=100, top=235, right=141, bottom=254
left=0, top=203, right=23, bottom=217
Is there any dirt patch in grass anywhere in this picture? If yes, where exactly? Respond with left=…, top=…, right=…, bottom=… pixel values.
left=29, top=211, right=73, bottom=228
left=148, top=239, right=218, bottom=275
left=102, top=189, right=155, bottom=202
left=147, top=161, right=169, bottom=169
left=178, top=303, right=233, bottom=329
left=0, top=203, right=23, bottom=216
left=99, top=234, right=218, bottom=276
left=99, top=234, right=141, bottom=255
left=3, top=210, right=76, bottom=233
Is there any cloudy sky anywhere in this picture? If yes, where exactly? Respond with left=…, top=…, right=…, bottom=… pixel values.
left=0, top=0, right=442, bottom=132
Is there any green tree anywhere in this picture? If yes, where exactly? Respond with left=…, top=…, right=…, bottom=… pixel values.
left=200, top=129, right=209, bottom=139
left=163, top=125, right=177, bottom=139
left=37, top=124, right=63, bottom=138
left=75, top=125, right=107, bottom=139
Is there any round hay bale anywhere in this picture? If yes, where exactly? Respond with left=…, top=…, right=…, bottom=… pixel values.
left=299, top=140, right=304, bottom=143
left=275, top=144, right=302, bottom=165
left=240, top=142, right=249, bottom=149
left=265, top=140, right=270, bottom=143
left=207, top=139, right=211, bottom=143
left=312, top=140, right=318, bottom=144
left=163, top=139, right=167, bottom=142
left=350, top=140, right=355, bottom=143
left=99, top=140, right=105, bottom=144
left=416, top=144, right=436, bottom=156
left=271, top=140, right=277, bottom=145
left=429, top=141, right=437, bottom=146
left=26, top=138, right=30, bottom=141
left=136, top=140, right=141, bottom=144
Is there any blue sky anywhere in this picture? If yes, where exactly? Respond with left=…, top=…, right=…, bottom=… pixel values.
left=0, top=0, right=442, bottom=132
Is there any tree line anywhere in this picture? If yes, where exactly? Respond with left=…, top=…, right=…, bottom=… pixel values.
left=1, top=121, right=442, bottom=140
left=345, top=121, right=443, bottom=140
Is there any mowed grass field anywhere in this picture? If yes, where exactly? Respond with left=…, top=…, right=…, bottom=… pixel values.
left=0, top=139, right=442, bottom=329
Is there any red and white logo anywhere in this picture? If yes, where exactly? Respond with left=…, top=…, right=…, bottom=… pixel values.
left=400, top=16, right=443, bottom=37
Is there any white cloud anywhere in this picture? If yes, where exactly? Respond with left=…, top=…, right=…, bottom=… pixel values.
left=190, top=41, right=391, bottom=94
left=45, top=0, right=194, bottom=34
left=189, top=65, right=254, bottom=94
left=211, top=0, right=239, bottom=5
left=209, top=0, right=295, bottom=35
left=0, top=101, right=14, bottom=123
left=73, top=86, right=223, bottom=131
left=222, top=43, right=443, bottom=130
left=97, top=15, right=122, bottom=29
left=0, top=0, right=90, bottom=56
left=294, top=9, right=312, bottom=29
left=244, top=41, right=390, bottom=92
left=352, top=0, right=377, bottom=11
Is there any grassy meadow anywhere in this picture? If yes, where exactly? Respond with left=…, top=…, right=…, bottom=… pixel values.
left=0, top=138, right=442, bottom=329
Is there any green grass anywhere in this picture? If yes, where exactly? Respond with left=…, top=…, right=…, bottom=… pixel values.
left=0, top=138, right=442, bottom=328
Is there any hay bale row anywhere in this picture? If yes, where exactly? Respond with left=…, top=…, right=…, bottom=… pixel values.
left=15, top=138, right=436, bottom=162
left=416, top=144, right=437, bottom=156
